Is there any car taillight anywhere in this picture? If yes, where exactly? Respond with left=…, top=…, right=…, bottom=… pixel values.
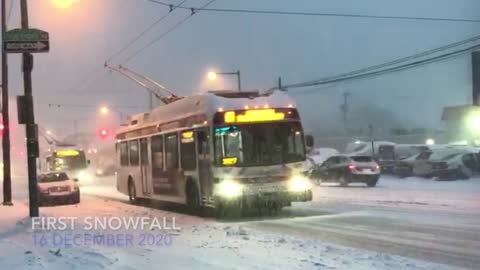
left=348, top=164, right=356, bottom=170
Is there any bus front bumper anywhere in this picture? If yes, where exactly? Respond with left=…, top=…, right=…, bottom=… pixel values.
left=214, top=189, right=312, bottom=208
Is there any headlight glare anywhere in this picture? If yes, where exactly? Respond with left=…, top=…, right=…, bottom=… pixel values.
left=289, top=176, right=312, bottom=192
left=216, top=179, right=242, bottom=198
left=76, top=171, right=92, bottom=182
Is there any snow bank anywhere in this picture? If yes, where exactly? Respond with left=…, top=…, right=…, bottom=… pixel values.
left=0, top=194, right=461, bottom=270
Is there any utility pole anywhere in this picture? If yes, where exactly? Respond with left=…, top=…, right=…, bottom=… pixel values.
left=20, top=0, right=39, bottom=217
left=1, top=0, right=12, bottom=206
left=369, top=124, right=375, bottom=158
left=341, top=92, right=351, bottom=133
left=278, top=77, right=284, bottom=91
left=236, top=70, right=241, bottom=92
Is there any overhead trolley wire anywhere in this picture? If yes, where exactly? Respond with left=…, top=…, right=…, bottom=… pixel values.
left=147, top=0, right=480, bottom=23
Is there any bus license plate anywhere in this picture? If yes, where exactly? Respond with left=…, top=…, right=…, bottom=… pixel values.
left=244, top=184, right=284, bottom=195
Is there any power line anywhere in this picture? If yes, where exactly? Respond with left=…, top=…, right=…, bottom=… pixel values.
left=46, top=103, right=144, bottom=109
left=62, top=65, right=105, bottom=93
left=147, top=0, right=480, bottom=23
left=68, top=0, right=191, bottom=93
left=279, top=34, right=480, bottom=89
left=285, top=44, right=480, bottom=90
left=106, top=0, right=189, bottom=63
left=123, top=0, right=217, bottom=63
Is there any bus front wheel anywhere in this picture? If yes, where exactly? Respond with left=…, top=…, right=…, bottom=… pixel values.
left=186, top=182, right=201, bottom=215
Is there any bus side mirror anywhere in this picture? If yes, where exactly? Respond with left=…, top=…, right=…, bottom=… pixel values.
left=305, top=135, right=314, bottom=148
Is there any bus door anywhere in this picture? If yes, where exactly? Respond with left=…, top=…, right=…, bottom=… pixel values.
left=196, top=129, right=212, bottom=202
left=140, top=138, right=151, bottom=195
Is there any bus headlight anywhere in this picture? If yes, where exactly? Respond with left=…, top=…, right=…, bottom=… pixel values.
left=216, top=180, right=243, bottom=198
left=289, top=176, right=312, bottom=192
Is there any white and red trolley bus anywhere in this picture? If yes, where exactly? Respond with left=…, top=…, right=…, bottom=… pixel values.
left=115, top=90, right=313, bottom=215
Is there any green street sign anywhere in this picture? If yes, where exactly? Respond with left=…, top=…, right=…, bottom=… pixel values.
left=4, top=28, right=50, bottom=53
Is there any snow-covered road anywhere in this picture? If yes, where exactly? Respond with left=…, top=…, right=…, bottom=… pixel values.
left=246, top=176, right=480, bottom=269
left=1, top=175, right=479, bottom=269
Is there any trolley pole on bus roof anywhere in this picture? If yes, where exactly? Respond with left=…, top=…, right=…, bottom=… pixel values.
left=1, top=0, right=13, bottom=206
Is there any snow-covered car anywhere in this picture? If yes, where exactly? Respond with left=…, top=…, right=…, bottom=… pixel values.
left=392, top=152, right=427, bottom=178
left=383, top=144, right=431, bottom=174
left=392, top=145, right=440, bottom=177
left=37, top=171, right=81, bottom=206
left=394, top=144, right=432, bottom=160
left=345, top=141, right=395, bottom=173
left=311, top=155, right=380, bottom=187
left=394, top=146, right=480, bottom=180
left=423, top=149, right=480, bottom=180
left=307, top=147, right=339, bottom=166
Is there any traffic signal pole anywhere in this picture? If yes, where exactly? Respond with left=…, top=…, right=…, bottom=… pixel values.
left=20, top=0, right=39, bottom=217
left=1, top=0, right=13, bottom=206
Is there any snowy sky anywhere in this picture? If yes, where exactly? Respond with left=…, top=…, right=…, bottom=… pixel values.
left=2, top=0, right=480, bottom=135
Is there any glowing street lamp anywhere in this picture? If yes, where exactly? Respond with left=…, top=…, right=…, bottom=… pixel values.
left=207, top=71, right=217, bottom=81
left=51, top=0, right=76, bottom=9
left=99, top=106, right=110, bottom=115
left=467, top=112, right=480, bottom=133
left=207, top=70, right=242, bottom=92
left=99, top=105, right=126, bottom=124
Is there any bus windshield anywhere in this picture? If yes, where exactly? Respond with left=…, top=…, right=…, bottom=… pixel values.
left=50, top=151, right=88, bottom=171
left=214, top=122, right=305, bottom=167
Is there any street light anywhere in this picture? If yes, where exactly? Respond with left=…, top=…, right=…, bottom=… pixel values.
left=51, top=0, right=76, bottom=9
left=207, top=71, right=217, bottom=81
left=98, top=105, right=125, bottom=123
left=207, top=70, right=242, bottom=92
left=99, top=106, right=110, bottom=115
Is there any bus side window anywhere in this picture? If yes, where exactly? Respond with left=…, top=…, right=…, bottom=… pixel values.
left=151, top=135, right=164, bottom=177
left=181, top=131, right=196, bottom=170
left=120, top=142, right=129, bottom=167
left=197, top=130, right=209, bottom=156
left=46, top=156, right=53, bottom=171
left=140, top=139, right=149, bottom=165
left=129, top=140, right=140, bottom=166
left=165, top=133, right=179, bottom=169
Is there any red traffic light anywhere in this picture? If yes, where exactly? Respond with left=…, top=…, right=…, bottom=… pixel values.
left=99, top=128, right=109, bottom=139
